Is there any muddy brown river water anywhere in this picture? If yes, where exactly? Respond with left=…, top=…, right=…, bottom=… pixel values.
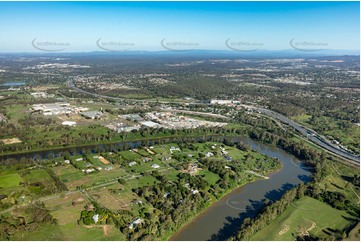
left=170, top=137, right=311, bottom=241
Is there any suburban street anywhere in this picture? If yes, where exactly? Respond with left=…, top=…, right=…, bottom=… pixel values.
left=68, top=79, right=360, bottom=165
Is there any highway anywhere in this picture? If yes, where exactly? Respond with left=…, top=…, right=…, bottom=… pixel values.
left=68, top=79, right=359, bottom=165
left=240, top=104, right=360, bottom=164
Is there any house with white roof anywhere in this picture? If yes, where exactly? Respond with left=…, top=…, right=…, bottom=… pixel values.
left=151, top=164, right=160, bottom=169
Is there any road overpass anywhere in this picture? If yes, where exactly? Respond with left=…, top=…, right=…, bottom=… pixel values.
left=240, top=104, right=360, bottom=164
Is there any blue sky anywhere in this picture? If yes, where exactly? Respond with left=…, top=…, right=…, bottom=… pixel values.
left=0, top=1, right=359, bottom=52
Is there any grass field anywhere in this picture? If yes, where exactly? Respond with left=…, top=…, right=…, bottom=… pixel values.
left=119, top=150, right=143, bottom=161
left=20, top=168, right=58, bottom=195
left=53, top=163, right=128, bottom=190
left=135, top=148, right=149, bottom=156
left=151, top=143, right=181, bottom=154
left=319, top=160, right=360, bottom=205
left=0, top=169, right=25, bottom=196
left=3, top=104, right=28, bottom=125
left=9, top=191, right=120, bottom=240
left=126, top=175, right=158, bottom=189
left=38, top=192, right=125, bottom=240
left=251, top=196, right=355, bottom=241
left=55, top=165, right=84, bottom=180
left=88, top=184, right=134, bottom=211
left=0, top=172, right=22, bottom=188
left=198, top=170, right=220, bottom=185
left=87, top=155, right=108, bottom=167
left=164, top=169, right=181, bottom=181
left=12, top=220, right=123, bottom=240
left=22, top=169, right=48, bottom=181
left=0, top=140, right=286, bottom=240
left=71, top=156, right=91, bottom=169
left=128, top=161, right=164, bottom=173
left=21, top=169, right=55, bottom=188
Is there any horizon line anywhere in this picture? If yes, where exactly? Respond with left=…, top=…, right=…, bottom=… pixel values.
left=0, top=49, right=359, bottom=54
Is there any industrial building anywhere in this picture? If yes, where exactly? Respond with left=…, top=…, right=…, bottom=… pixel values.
left=81, top=111, right=104, bottom=119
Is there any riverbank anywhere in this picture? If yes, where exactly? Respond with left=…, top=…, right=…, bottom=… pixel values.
left=1, top=134, right=310, bottom=241
left=166, top=178, right=259, bottom=241
left=0, top=133, right=243, bottom=160
left=169, top=137, right=311, bottom=241
left=167, top=166, right=282, bottom=241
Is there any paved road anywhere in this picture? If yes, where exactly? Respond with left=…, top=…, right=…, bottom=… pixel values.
left=68, top=79, right=359, bottom=165
left=240, top=104, right=360, bottom=164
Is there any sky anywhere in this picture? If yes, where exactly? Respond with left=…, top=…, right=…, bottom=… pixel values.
left=0, top=1, right=359, bottom=52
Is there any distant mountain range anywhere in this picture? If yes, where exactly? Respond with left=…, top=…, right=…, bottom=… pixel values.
left=1, top=49, right=359, bottom=58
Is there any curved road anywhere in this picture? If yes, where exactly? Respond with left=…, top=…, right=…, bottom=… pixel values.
left=68, top=79, right=359, bottom=165
left=240, top=104, right=360, bottom=164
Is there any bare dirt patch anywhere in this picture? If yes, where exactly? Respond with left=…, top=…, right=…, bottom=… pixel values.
left=278, top=224, right=290, bottom=235
left=32, top=86, right=59, bottom=91
left=144, top=147, right=155, bottom=155
left=1, top=137, right=22, bottom=145
left=298, top=217, right=316, bottom=237
left=99, top=156, right=110, bottom=165
left=103, top=225, right=111, bottom=237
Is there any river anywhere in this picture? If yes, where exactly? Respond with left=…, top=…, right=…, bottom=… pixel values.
left=0, top=135, right=312, bottom=240
left=170, top=137, right=312, bottom=241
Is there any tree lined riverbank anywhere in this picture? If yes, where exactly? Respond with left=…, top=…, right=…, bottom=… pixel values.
left=169, top=137, right=311, bottom=241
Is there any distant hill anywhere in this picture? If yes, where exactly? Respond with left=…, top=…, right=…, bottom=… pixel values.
left=0, top=49, right=359, bottom=58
